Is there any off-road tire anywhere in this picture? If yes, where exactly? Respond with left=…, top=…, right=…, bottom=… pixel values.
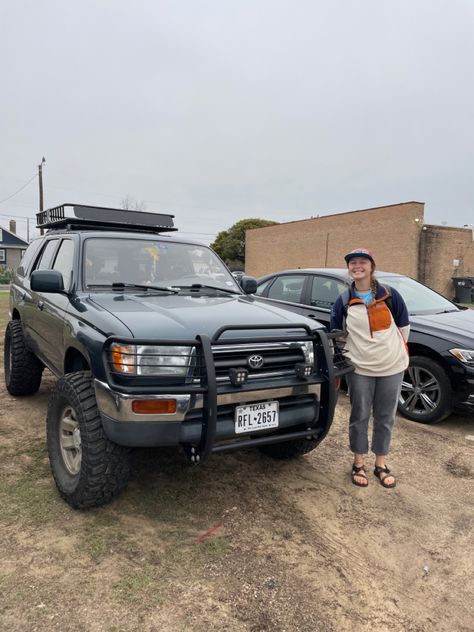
left=398, top=355, right=453, bottom=424
left=47, top=371, right=130, bottom=508
left=258, top=437, right=321, bottom=460
left=4, top=320, right=43, bottom=396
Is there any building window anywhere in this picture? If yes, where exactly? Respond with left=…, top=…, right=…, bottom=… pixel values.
left=0, top=249, right=5, bottom=263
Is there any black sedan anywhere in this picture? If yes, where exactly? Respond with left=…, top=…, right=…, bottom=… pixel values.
left=255, top=268, right=474, bottom=424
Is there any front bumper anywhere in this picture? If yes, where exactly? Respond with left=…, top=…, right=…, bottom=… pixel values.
left=95, top=378, right=322, bottom=447
left=454, top=377, right=474, bottom=412
left=96, top=325, right=352, bottom=460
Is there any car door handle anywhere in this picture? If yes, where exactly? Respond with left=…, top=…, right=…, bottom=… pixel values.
left=306, top=314, right=318, bottom=319
left=37, top=301, right=44, bottom=311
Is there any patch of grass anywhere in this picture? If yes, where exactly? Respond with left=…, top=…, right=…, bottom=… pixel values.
left=0, top=445, right=65, bottom=525
left=196, top=534, right=230, bottom=557
left=83, top=536, right=107, bottom=560
left=0, top=475, right=64, bottom=525
left=79, top=518, right=131, bottom=561
left=21, top=444, right=52, bottom=479
left=113, top=569, right=162, bottom=606
left=0, top=293, right=10, bottom=330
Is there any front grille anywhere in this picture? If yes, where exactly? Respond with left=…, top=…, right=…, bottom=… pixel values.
left=212, top=342, right=307, bottom=383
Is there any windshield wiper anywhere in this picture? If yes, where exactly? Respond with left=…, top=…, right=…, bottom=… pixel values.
left=172, top=283, right=240, bottom=295
left=88, top=282, right=178, bottom=294
left=435, top=309, right=459, bottom=314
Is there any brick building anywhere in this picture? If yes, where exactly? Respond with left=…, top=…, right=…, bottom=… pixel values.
left=245, top=202, right=474, bottom=298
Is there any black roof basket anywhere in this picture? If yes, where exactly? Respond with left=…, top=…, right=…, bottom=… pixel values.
left=36, top=204, right=177, bottom=232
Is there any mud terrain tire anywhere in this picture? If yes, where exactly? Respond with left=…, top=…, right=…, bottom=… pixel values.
left=4, top=320, right=43, bottom=396
left=47, top=371, right=130, bottom=508
left=259, top=437, right=321, bottom=460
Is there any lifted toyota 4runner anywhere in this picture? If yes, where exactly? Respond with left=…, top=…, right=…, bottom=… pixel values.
left=5, top=204, right=351, bottom=508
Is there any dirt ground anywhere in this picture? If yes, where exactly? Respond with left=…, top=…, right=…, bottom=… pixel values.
left=0, top=299, right=473, bottom=631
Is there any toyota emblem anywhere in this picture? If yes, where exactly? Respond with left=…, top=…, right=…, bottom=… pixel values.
left=248, top=354, right=264, bottom=369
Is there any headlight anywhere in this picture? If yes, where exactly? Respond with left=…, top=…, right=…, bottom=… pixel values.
left=110, top=344, right=192, bottom=376
left=449, top=348, right=474, bottom=364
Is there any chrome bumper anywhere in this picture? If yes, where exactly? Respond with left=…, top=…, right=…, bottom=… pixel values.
left=94, top=379, right=321, bottom=423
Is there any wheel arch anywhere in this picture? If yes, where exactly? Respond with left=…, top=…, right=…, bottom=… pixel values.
left=64, top=347, right=90, bottom=374
left=407, top=342, right=455, bottom=385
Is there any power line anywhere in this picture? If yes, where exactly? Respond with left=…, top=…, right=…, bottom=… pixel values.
left=0, top=173, right=37, bottom=205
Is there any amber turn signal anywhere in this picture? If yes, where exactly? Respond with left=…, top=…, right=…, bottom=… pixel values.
left=131, top=399, right=177, bottom=414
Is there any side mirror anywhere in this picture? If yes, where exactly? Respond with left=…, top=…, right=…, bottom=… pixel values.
left=30, top=270, right=65, bottom=293
left=241, top=276, right=257, bottom=294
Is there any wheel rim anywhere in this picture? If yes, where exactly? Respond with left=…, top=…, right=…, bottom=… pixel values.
left=59, top=406, right=82, bottom=475
left=399, top=365, right=441, bottom=416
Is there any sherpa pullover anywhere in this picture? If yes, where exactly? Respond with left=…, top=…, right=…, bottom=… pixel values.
left=330, top=281, right=410, bottom=377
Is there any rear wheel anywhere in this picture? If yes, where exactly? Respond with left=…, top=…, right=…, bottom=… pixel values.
left=258, top=437, right=321, bottom=460
left=47, top=371, right=130, bottom=508
left=4, top=320, right=43, bottom=395
left=398, top=356, right=452, bottom=424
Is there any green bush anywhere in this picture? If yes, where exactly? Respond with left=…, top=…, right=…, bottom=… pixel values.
left=0, top=268, right=13, bottom=284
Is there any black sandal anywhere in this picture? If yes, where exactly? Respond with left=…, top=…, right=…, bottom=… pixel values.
left=351, top=464, right=368, bottom=487
left=374, top=465, right=396, bottom=488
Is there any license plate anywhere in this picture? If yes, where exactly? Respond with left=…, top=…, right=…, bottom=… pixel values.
left=234, top=401, right=279, bottom=434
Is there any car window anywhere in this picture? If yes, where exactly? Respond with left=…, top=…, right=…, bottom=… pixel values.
left=255, top=278, right=273, bottom=295
left=83, top=238, right=239, bottom=290
left=310, top=276, right=347, bottom=309
left=52, top=239, right=75, bottom=291
left=267, top=275, right=305, bottom=302
left=17, top=239, right=43, bottom=277
left=378, top=274, right=458, bottom=314
left=33, top=239, right=60, bottom=272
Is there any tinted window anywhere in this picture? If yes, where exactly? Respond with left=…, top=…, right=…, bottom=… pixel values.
left=267, top=275, right=305, bottom=302
left=52, top=239, right=75, bottom=291
left=34, top=239, right=59, bottom=272
left=310, top=276, right=347, bottom=309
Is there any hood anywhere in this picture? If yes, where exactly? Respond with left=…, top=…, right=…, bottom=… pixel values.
left=411, top=308, right=474, bottom=348
left=88, top=292, right=323, bottom=341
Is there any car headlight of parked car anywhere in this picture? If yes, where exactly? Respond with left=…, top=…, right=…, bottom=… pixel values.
left=449, top=348, right=474, bottom=366
left=110, top=344, right=193, bottom=376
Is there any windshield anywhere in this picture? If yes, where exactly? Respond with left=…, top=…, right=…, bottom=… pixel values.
left=378, top=275, right=458, bottom=314
left=83, top=238, right=240, bottom=292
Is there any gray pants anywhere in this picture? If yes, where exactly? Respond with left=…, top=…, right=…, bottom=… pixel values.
left=346, top=371, right=404, bottom=456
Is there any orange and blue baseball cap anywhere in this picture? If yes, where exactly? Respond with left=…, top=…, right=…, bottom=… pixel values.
left=344, top=248, right=375, bottom=264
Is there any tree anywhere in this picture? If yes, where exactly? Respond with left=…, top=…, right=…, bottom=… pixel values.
left=211, top=218, right=278, bottom=266
left=121, top=196, right=147, bottom=211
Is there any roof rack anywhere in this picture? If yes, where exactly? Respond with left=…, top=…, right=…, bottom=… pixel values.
left=36, top=204, right=177, bottom=232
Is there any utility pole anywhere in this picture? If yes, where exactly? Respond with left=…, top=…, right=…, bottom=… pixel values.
left=38, top=157, right=46, bottom=235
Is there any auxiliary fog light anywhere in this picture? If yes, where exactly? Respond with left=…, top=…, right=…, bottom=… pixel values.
left=295, top=363, right=313, bottom=379
left=132, top=399, right=177, bottom=414
left=229, top=367, right=249, bottom=386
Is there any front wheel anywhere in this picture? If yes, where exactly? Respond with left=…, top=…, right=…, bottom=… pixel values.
left=398, top=356, right=452, bottom=424
left=47, top=371, right=131, bottom=508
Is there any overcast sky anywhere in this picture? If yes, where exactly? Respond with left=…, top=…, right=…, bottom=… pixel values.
left=1, top=0, right=473, bottom=243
